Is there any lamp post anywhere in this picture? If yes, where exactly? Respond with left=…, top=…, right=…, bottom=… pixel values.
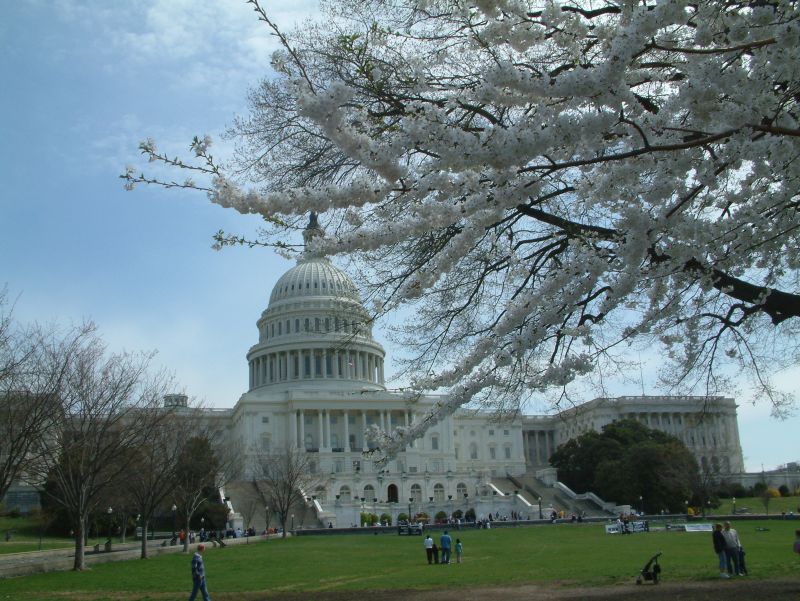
left=200, top=517, right=205, bottom=541
left=639, top=495, right=644, bottom=516
left=538, top=497, right=543, bottom=520
left=684, top=500, right=689, bottom=519
left=408, top=497, right=413, bottom=523
left=171, top=504, right=177, bottom=544
left=732, top=497, right=736, bottom=516
left=265, top=506, right=270, bottom=538
left=106, top=507, right=113, bottom=550
left=291, top=514, right=295, bottom=533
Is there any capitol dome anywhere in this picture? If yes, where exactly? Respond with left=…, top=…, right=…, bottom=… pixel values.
left=246, top=214, right=386, bottom=393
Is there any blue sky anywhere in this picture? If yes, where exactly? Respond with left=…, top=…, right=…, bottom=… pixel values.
left=1, top=0, right=796, bottom=473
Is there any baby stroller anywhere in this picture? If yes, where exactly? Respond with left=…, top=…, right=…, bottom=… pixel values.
left=636, top=552, right=662, bottom=584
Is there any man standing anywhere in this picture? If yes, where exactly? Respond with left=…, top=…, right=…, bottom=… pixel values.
left=722, top=521, right=743, bottom=576
left=712, top=523, right=728, bottom=578
left=440, top=530, right=452, bottom=565
left=188, top=544, right=212, bottom=601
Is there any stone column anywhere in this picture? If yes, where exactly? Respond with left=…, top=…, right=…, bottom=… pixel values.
left=289, top=410, right=297, bottom=448
left=362, top=411, right=368, bottom=451
left=344, top=410, right=350, bottom=451
left=299, top=410, right=305, bottom=449
left=318, top=410, right=324, bottom=449
left=324, top=410, right=331, bottom=449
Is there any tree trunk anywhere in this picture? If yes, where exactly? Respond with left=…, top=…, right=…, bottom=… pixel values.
left=182, top=511, right=190, bottom=552
left=73, top=518, right=86, bottom=571
left=140, top=521, right=149, bottom=559
left=281, top=518, right=287, bottom=538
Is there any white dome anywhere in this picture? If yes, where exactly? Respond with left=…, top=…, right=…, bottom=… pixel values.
left=247, top=245, right=386, bottom=393
left=268, top=256, right=360, bottom=306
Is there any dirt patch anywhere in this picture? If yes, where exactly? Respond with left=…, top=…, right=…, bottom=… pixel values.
left=240, top=579, right=799, bottom=601
left=26, top=578, right=800, bottom=601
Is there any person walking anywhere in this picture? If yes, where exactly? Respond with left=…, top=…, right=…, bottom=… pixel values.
left=712, top=523, right=728, bottom=578
left=722, top=521, right=743, bottom=576
left=424, top=535, right=434, bottom=564
left=188, top=544, right=212, bottom=601
left=440, top=530, right=452, bottom=564
left=455, top=538, right=463, bottom=564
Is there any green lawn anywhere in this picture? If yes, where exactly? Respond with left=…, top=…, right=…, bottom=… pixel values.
left=712, top=496, right=800, bottom=516
left=0, top=516, right=78, bottom=555
left=0, top=519, right=798, bottom=600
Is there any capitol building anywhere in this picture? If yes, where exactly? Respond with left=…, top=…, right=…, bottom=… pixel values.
left=201, top=217, right=746, bottom=527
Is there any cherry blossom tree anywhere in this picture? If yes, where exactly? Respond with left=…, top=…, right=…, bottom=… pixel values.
left=126, top=0, right=800, bottom=458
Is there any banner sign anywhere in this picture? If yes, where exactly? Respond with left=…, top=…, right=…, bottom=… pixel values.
left=605, top=520, right=649, bottom=534
left=684, top=523, right=714, bottom=532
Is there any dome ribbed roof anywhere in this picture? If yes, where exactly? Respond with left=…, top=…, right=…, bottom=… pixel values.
left=268, top=256, right=360, bottom=305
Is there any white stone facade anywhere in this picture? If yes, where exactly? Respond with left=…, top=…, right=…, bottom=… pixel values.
left=210, top=218, right=745, bottom=525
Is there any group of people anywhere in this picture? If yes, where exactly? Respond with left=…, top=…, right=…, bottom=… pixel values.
left=712, top=522, right=746, bottom=578
left=423, top=531, right=463, bottom=564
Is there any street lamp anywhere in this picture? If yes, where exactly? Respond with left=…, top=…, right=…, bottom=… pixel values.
left=732, top=497, right=736, bottom=516
left=106, top=507, right=113, bottom=549
left=408, top=497, right=413, bottom=522
left=639, top=495, right=644, bottom=515
left=291, top=514, right=295, bottom=533
left=538, top=497, right=543, bottom=520
left=684, top=500, right=689, bottom=519
left=171, top=504, right=178, bottom=543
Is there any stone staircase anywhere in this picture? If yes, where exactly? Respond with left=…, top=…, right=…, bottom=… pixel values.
left=222, top=480, right=323, bottom=532
left=494, top=472, right=615, bottom=518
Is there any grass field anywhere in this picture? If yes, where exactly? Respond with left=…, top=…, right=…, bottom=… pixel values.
left=0, top=519, right=797, bottom=601
left=712, top=496, right=800, bottom=516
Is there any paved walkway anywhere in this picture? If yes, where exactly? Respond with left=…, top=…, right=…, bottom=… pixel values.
left=0, top=535, right=267, bottom=579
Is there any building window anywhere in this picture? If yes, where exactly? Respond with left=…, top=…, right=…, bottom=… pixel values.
left=431, top=435, right=439, bottom=450
left=504, top=446, right=511, bottom=459
left=489, top=429, right=494, bottom=436
left=410, top=484, right=422, bottom=503
left=352, top=460, right=361, bottom=472
left=363, top=484, right=375, bottom=501
left=503, top=429, right=510, bottom=436
left=456, top=483, right=467, bottom=497
left=469, top=443, right=478, bottom=460
left=434, top=483, right=445, bottom=502
left=261, top=416, right=269, bottom=424
left=489, top=447, right=496, bottom=460
left=339, top=486, right=351, bottom=501
left=260, top=434, right=271, bottom=451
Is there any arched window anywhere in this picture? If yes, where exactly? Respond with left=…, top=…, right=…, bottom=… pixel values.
left=410, top=484, right=422, bottom=503
left=456, top=483, right=468, bottom=498
left=433, top=483, right=445, bottom=502
left=363, top=484, right=375, bottom=501
left=431, top=435, right=439, bottom=451
left=339, top=486, right=351, bottom=502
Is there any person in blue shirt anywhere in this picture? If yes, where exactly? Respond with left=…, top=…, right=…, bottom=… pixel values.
left=440, top=530, right=452, bottom=564
left=455, top=538, right=463, bottom=564
left=188, top=544, right=212, bottom=601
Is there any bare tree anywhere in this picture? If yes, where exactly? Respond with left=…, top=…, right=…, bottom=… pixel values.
left=30, top=329, right=174, bottom=571
left=123, top=410, right=185, bottom=559
left=252, top=447, right=320, bottom=538
left=0, top=293, right=96, bottom=503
